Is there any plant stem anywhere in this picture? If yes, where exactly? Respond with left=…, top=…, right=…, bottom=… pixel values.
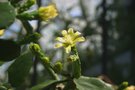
left=21, top=20, right=33, bottom=35
left=37, top=53, right=59, bottom=80
left=30, top=43, right=59, bottom=80
left=31, top=56, right=38, bottom=86
left=71, top=46, right=81, bottom=78
left=43, top=63, right=59, bottom=80
left=101, top=0, right=108, bottom=75
left=31, top=0, right=42, bottom=86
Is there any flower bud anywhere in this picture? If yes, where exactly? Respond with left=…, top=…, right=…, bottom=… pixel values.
left=38, top=5, right=58, bottom=21
left=118, top=82, right=128, bottom=90
left=41, top=57, right=50, bottom=64
left=53, top=61, right=63, bottom=73
left=29, top=43, right=41, bottom=54
left=67, top=55, right=79, bottom=62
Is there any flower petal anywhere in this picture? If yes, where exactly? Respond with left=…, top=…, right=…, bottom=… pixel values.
left=65, top=46, right=71, bottom=53
left=68, top=28, right=74, bottom=34
left=61, top=30, right=67, bottom=36
left=55, top=43, right=63, bottom=48
left=74, top=31, right=81, bottom=37
left=74, top=37, right=85, bottom=42
left=56, top=37, right=65, bottom=42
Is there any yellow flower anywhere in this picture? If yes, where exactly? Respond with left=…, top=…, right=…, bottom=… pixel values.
left=0, top=29, right=4, bottom=36
left=38, top=5, right=58, bottom=21
left=55, top=28, right=85, bottom=53
left=125, top=86, right=135, bottom=90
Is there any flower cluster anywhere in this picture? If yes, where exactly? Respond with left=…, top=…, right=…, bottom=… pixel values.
left=38, top=5, right=58, bottom=21
left=55, top=28, right=85, bottom=53
left=0, top=29, right=4, bottom=36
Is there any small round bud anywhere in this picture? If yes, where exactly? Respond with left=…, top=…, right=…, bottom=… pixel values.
left=67, top=55, right=78, bottom=62
left=29, top=43, right=41, bottom=54
left=118, top=81, right=129, bottom=90
left=41, top=57, right=50, bottom=64
left=53, top=61, right=63, bottom=73
left=122, top=82, right=128, bottom=86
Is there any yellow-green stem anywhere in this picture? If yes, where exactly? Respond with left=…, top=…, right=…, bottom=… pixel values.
left=71, top=46, right=81, bottom=78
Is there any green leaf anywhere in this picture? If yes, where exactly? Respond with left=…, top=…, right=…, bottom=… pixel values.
left=74, top=76, right=114, bottom=90
left=30, top=80, right=58, bottom=90
left=0, top=2, right=15, bottom=29
left=0, top=86, right=7, bottom=90
left=8, top=51, right=33, bottom=87
left=0, top=39, right=21, bottom=61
